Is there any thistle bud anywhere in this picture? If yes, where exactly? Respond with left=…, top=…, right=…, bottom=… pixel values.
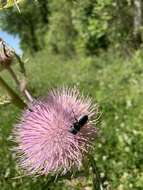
left=0, top=38, right=14, bottom=71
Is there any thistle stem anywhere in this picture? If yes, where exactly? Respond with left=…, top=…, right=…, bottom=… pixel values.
left=0, top=76, right=26, bottom=109
left=7, top=66, right=19, bottom=86
left=14, top=52, right=26, bottom=76
left=7, top=67, right=33, bottom=103
left=90, top=156, right=104, bottom=190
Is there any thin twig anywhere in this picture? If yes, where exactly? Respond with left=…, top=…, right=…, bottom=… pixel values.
left=7, top=67, right=33, bottom=103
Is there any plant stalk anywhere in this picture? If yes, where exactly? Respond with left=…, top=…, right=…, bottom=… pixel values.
left=7, top=67, right=33, bottom=103
left=90, top=156, right=104, bottom=190
left=14, top=52, right=26, bottom=76
left=0, top=76, right=26, bottom=109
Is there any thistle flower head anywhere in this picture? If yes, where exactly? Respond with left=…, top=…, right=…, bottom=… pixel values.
left=13, top=87, right=98, bottom=175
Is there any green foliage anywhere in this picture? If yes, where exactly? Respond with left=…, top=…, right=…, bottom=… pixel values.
left=0, top=0, right=49, bottom=53
left=46, top=0, right=76, bottom=56
left=0, top=0, right=142, bottom=54
left=1, top=49, right=143, bottom=189
left=46, top=0, right=113, bottom=55
left=72, top=0, right=112, bottom=54
left=45, top=0, right=137, bottom=55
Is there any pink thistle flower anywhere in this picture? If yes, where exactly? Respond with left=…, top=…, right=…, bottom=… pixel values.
left=13, top=87, right=98, bottom=175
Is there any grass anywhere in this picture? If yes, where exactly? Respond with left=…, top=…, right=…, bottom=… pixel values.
left=0, top=49, right=143, bottom=189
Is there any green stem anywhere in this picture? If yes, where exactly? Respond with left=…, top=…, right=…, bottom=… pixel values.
left=0, top=76, right=26, bottom=109
left=89, top=156, right=104, bottom=190
left=7, top=67, right=33, bottom=103
left=14, top=52, right=26, bottom=76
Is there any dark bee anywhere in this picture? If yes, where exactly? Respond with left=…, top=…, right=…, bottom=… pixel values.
left=69, top=115, right=88, bottom=135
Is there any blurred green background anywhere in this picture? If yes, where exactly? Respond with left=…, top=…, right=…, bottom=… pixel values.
left=0, top=0, right=143, bottom=189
